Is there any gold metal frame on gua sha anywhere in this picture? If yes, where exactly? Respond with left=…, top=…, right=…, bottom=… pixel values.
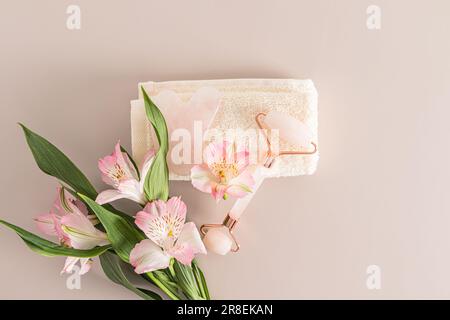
left=200, top=215, right=240, bottom=252
left=200, top=112, right=318, bottom=253
left=255, top=112, right=317, bottom=167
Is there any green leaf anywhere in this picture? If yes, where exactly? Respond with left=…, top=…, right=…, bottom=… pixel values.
left=0, top=220, right=110, bottom=257
left=120, top=146, right=140, bottom=180
left=137, top=288, right=164, bottom=299
left=144, top=152, right=169, bottom=202
left=192, top=260, right=210, bottom=300
left=153, top=269, right=179, bottom=294
left=173, top=260, right=203, bottom=300
left=141, top=87, right=170, bottom=202
left=22, top=238, right=59, bottom=257
left=79, top=194, right=144, bottom=263
left=146, top=271, right=182, bottom=300
left=19, top=124, right=134, bottom=224
left=99, top=252, right=161, bottom=300
left=141, top=87, right=169, bottom=153
left=65, top=187, right=134, bottom=225
left=19, top=124, right=97, bottom=200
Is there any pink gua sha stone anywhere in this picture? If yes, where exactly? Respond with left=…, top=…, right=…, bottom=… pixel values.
left=202, top=227, right=233, bottom=256
left=151, top=87, right=221, bottom=176
left=205, top=111, right=314, bottom=255
left=263, top=110, right=313, bottom=149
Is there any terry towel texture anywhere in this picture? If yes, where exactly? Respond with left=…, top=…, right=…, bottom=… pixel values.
left=131, top=79, right=319, bottom=180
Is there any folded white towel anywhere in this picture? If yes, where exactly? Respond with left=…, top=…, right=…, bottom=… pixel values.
left=131, top=79, right=319, bottom=180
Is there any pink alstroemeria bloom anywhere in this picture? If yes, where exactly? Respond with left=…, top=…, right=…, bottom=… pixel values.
left=129, top=197, right=206, bottom=274
left=190, top=141, right=255, bottom=201
left=34, top=187, right=109, bottom=275
left=96, top=142, right=155, bottom=205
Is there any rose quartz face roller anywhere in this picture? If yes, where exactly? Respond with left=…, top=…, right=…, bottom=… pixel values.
left=200, top=111, right=317, bottom=255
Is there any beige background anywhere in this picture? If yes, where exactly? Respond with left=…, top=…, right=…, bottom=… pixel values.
left=1, top=0, right=449, bottom=299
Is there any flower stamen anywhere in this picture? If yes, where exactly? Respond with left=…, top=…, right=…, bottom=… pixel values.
left=211, top=161, right=239, bottom=184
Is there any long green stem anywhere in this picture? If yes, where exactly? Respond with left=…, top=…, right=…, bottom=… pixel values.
left=169, top=258, right=176, bottom=279
left=193, top=262, right=210, bottom=300
left=146, top=272, right=181, bottom=300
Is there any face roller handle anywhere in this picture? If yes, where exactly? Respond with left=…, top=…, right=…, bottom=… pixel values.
left=201, top=166, right=267, bottom=255
left=229, top=166, right=266, bottom=220
left=201, top=111, right=317, bottom=255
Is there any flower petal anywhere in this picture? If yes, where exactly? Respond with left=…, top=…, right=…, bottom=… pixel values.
left=117, top=179, right=146, bottom=204
left=98, top=142, right=138, bottom=188
left=190, top=164, right=215, bottom=194
left=96, top=179, right=145, bottom=205
left=114, top=142, right=139, bottom=180
left=139, top=149, right=156, bottom=186
left=168, top=243, right=195, bottom=265
left=226, top=169, right=255, bottom=198
left=204, top=141, right=227, bottom=168
left=61, top=257, right=79, bottom=274
left=177, top=222, right=207, bottom=255
left=79, top=258, right=93, bottom=275
left=35, top=213, right=71, bottom=245
left=135, top=203, right=162, bottom=243
left=193, top=141, right=256, bottom=201
left=60, top=213, right=109, bottom=250
left=98, top=155, right=119, bottom=187
left=211, top=183, right=227, bottom=201
left=34, top=213, right=59, bottom=236
left=165, top=197, right=187, bottom=224
left=52, top=187, right=86, bottom=216
left=95, top=189, right=129, bottom=205
left=72, top=199, right=89, bottom=216
left=130, top=239, right=171, bottom=274
left=135, top=197, right=186, bottom=247
left=234, top=150, right=251, bottom=173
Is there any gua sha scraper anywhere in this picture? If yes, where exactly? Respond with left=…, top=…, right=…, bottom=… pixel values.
left=201, top=110, right=317, bottom=255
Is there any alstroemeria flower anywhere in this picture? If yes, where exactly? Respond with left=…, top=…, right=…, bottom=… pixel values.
left=129, top=197, right=206, bottom=274
left=96, top=142, right=155, bottom=205
left=190, top=141, right=255, bottom=201
left=34, top=187, right=109, bottom=275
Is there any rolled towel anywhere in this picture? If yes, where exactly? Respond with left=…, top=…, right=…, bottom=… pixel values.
left=131, top=79, right=319, bottom=180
